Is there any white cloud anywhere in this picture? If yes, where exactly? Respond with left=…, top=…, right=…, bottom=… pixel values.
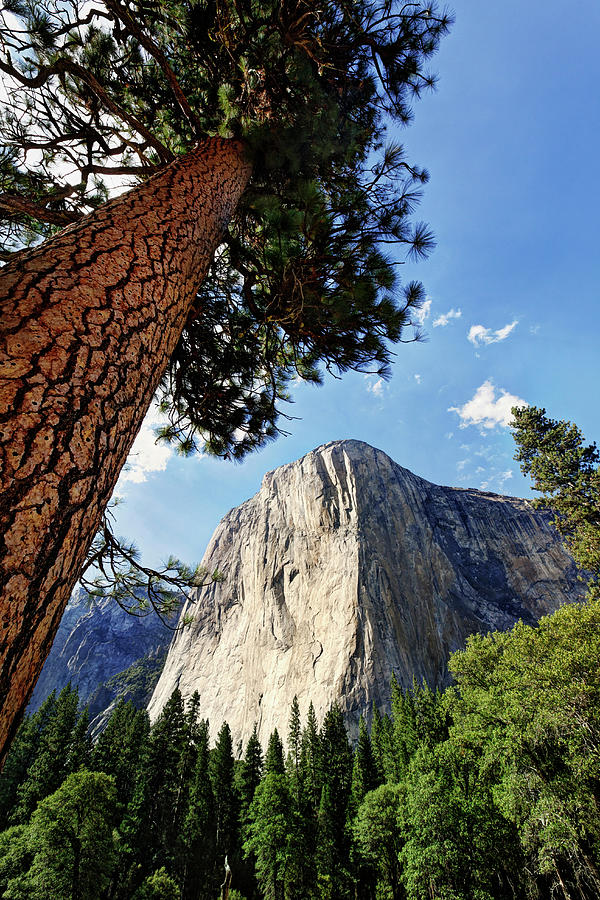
left=457, top=459, right=469, bottom=471
left=366, top=377, right=385, bottom=398
left=499, top=469, right=513, bottom=484
left=448, top=380, right=528, bottom=430
left=413, top=298, right=432, bottom=326
left=445, top=431, right=454, bottom=440
left=468, top=320, right=518, bottom=346
left=119, top=404, right=175, bottom=485
left=433, top=308, right=462, bottom=328
left=479, top=481, right=489, bottom=491
left=530, top=324, right=541, bottom=335
left=414, top=374, right=422, bottom=384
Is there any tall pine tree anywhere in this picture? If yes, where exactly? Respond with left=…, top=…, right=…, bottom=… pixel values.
left=0, top=0, right=452, bottom=761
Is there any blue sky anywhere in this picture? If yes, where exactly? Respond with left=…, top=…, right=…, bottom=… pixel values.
left=115, top=0, right=600, bottom=569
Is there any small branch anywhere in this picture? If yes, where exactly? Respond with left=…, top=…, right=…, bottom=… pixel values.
left=104, top=0, right=206, bottom=137
left=0, top=192, right=82, bottom=225
left=0, top=55, right=173, bottom=163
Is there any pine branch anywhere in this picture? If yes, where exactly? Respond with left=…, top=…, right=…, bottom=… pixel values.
left=0, top=55, right=173, bottom=163
left=0, top=191, right=81, bottom=224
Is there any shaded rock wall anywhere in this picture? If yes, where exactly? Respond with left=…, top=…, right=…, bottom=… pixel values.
left=30, top=588, right=172, bottom=715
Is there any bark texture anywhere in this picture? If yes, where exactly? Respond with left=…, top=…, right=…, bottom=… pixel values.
left=0, top=136, right=252, bottom=763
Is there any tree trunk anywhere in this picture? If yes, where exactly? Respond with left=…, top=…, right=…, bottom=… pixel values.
left=0, top=136, right=251, bottom=765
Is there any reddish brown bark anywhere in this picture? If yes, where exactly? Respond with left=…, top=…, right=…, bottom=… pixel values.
left=0, top=136, right=251, bottom=764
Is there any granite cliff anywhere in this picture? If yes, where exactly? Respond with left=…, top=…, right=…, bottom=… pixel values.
left=148, top=440, right=583, bottom=746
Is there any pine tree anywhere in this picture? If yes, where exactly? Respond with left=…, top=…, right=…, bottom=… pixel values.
left=0, top=0, right=452, bottom=762
left=265, top=730, right=286, bottom=776
left=368, top=705, right=387, bottom=785
left=0, top=691, right=57, bottom=830
left=300, top=702, right=322, bottom=814
left=180, top=719, right=217, bottom=900
left=12, top=684, right=84, bottom=823
left=287, top=697, right=301, bottom=781
left=118, top=688, right=187, bottom=891
left=350, top=717, right=380, bottom=811
left=238, top=724, right=263, bottom=821
left=317, top=706, right=354, bottom=898
left=511, top=405, right=600, bottom=599
left=210, top=722, right=240, bottom=871
left=90, top=700, right=151, bottom=808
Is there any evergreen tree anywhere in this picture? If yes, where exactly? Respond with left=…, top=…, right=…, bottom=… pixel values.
left=118, top=688, right=187, bottom=892
left=287, top=697, right=302, bottom=782
left=12, top=684, right=85, bottom=823
left=90, top=700, right=151, bottom=808
left=244, top=773, right=294, bottom=900
left=350, top=717, right=380, bottom=811
left=317, top=706, right=354, bottom=898
left=211, top=722, right=240, bottom=870
left=265, top=730, right=286, bottom=776
left=511, top=405, right=600, bottom=599
left=368, top=705, right=384, bottom=781
left=300, top=702, right=322, bottom=813
left=180, top=719, right=217, bottom=900
left=0, top=692, right=57, bottom=830
left=238, top=724, right=263, bottom=822
left=0, top=0, right=452, bottom=763
left=390, top=676, right=447, bottom=780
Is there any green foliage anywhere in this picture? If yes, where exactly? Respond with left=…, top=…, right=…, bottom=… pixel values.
left=244, top=773, right=295, bottom=900
left=353, top=783, right=404, bottom=900
left=4, top=770, right=117, bottom=900
left=11, top=684, right=88, bottom=824
left=448, top=600, right=600, bottom=897
left=211, top=722, right=239, bottom=861
left=511, top=405, right=600, bottom=599
left=238, top=724, right=263, bottom=818
left=1, top=0, right=452, bottom=458
left=351, top=717, right=381, bottom=809
left=265, top=730, right=285, bottom=776
left=0, top=691, right=57, bottom=830
left=180, top=718, right=216, bottom=899
left=132, top=867, right=180, bottom=900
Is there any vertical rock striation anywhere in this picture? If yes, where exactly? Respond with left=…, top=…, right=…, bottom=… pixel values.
left=148, top=440, right=584, bottom=747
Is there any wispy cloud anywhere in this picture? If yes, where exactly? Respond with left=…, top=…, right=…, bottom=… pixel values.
left=366, top=377, right=386, bottom=398
left=414, top=373, right=422, bottom=385
left=448, top=380, right=527, bottom=430
left=468, top=320, right=518, bottom=346
left=119, top=404, right=175, bottom=485
left=433, top=308, right=462, bottom=328
left=413, top=297, right=432, bottom=326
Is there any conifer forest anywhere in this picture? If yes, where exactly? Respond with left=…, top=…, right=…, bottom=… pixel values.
left=1, top=594, right=600, bottom=900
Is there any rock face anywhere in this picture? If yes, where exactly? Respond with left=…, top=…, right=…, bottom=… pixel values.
left=148, top=440, right=583, bottom=747
left=30, top=588, right=172, bottom=717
